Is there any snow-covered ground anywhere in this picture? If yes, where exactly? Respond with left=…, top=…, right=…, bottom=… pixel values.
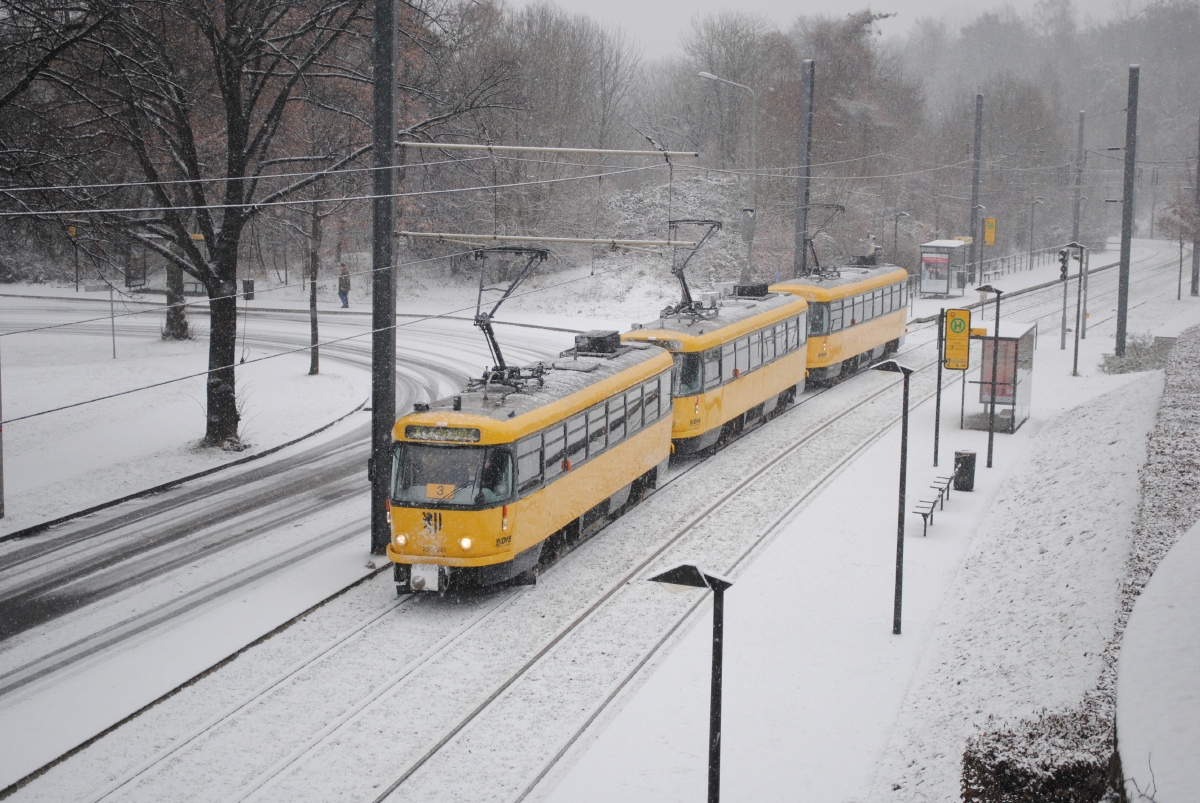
left=539, top=275, right=1186, bottom=802
left=0, top=237, right=1192, bottom=800
left=0, top=297, right=371, bottom=534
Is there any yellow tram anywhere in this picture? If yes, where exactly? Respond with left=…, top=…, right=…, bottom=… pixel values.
left=771, top=265, right=909, bottom=382
left=387, top=331, right=673, bottom=592
left=623, top=283, right=809, bottom=454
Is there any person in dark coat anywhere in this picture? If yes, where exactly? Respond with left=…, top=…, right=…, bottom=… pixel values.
left=337, top=264, right=350, bottom=308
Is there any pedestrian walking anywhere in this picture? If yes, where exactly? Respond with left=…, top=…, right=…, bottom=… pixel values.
left=337, top=264, right=350, bottom=308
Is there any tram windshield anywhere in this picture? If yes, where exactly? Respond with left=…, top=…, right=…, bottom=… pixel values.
left=673, top=352, right=702, bottom=396
left=392, top=443, right=513, bottom=507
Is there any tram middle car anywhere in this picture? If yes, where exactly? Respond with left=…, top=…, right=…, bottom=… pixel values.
left=387, top=331, right=673, bottom=593
left=623, top=283, right=809, bottom=454
left=771, top=264, right=910, bottom=383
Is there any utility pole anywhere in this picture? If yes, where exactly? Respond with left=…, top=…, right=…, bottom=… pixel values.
left=1149, top=167, right=1159, bottom=239
left=968, top=94, right=984, bottom=284
left=893, top=211, right=909, bottom=264
left=308, top=205, right=320, bottom=376
left=1192, top=110, right=1199, bottom=297
left=370, top=0, right=397, bottom=554
left=1072, top=111, right=1085, bottom=244
left=794, top=59, right=815, bottom=278
left=1028, top=196, right=1043, bottom=271
left=1116, top=65, right=1139, bottom=357
left=0, top=339, right=5, bottom=519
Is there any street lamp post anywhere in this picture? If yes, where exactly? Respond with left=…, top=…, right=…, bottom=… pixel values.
left=893, top=212, right=909, bottom=264
left=872, top=359, right=914, bottom=635
left=972, top=205, right=986, bottom=283
left=1028, top=197, right=1043, bottom=270
left=977, top=285, right=1003, bottom=468
left=649, top=563, right=735, bottom=803
left=699, top=71, right=756, bottom=282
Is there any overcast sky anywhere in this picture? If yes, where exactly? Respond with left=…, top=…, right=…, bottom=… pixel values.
left=522, top=0, right=1119, bottom=59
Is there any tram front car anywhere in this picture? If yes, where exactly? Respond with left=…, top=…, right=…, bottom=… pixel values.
left=387, top=332, right=674, bottom=593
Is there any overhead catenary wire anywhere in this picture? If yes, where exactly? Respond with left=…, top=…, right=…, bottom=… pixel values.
left=0, top=253, right=653, bottom=426
left=0, top=163, right=670, bottom=218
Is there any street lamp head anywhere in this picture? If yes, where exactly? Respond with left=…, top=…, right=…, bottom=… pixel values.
left=697, top=71, right=718, bottom=81
left=648, top=562, right=733, bottom=592
left=872, top=359, right=914, bottom=377
left=973, top=204, right=986, bottom=211
left=895, top=211, right=910, bottom=220
left=977, top=284, right=1002, bottom=296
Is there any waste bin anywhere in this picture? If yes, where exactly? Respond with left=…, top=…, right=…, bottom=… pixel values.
left=953, top=450, right=976, bottom=492
left=242, top=279, right=255, bottom=301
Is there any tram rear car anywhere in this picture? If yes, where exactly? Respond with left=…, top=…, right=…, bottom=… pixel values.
left=771, top=266, right=909, bottom=382
left=623, top=284, right=809, bottom=454
left=387, top=333, right=673, bottom=592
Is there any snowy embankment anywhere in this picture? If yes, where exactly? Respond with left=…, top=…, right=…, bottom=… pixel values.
left=0, top=298, right=370, bottom=535
left=868, top=374, right=1161, bottom=801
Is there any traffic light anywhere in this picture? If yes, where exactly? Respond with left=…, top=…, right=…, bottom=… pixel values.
left=1058, top=249, right=1070, bottom=281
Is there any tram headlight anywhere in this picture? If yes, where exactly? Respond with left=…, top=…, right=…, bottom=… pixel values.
left=394, top=533, right=407, bottom=547
left=459, top=537, right=472, bottom=551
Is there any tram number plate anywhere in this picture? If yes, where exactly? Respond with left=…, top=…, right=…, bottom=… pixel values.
left=411, top=563, right=441, bottom=592
left=426, top=483, right=455, bottom=500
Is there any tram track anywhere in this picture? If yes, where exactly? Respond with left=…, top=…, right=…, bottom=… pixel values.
left=1, top=250, right=1181, bottom=801
left=3, top=328, right=942, bottom=802
left=357, top=251, right=1180, bottom=803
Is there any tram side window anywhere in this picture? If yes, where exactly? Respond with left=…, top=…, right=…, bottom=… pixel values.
left=762, top=326, right=776, bottom=362
left=660, top=373, right=671, bottom=414
left=544, top=424, right=566, bottom=480
left=798, top=312, right=808, bottom=344
left=900, top=281, right=908, bottom=306
left=830, top=300, right=844, bottom=332
left=721, top=342, right=736, bottom=383
left=748, top=331, right=763, bottom=369
left=644, top=378, right=661, bottom=422
left=787, top=317, right=800, bottom=350
left=587, top=404, right=607, bottom=458
left=673, top=352, right=702, bottom=396
left=703, top=348, right=721, bottom=391
left=609, top=395, right=626, bottom=444
left=734, top=337, right=750, bottom=376
left=565, top=415, right=587, bottom=467
left=873, top=289, right=882, bottom=318
left=626, top=386, right=643, bottom=435
left=517, top=435, right=543, bottom=496
left=774, top=323, right=786, bottom=356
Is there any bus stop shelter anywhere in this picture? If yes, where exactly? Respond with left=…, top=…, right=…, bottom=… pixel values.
left=963, top=321, right=1036, bottom=434
left=919, top=239, right=970, bottom=297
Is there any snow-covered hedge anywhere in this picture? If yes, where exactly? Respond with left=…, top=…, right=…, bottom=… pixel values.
left=961, top=324, right=1200, bottom=802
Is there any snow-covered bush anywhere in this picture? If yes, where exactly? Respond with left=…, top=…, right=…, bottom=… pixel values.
left=1100, top=334, right=1169, bottom=374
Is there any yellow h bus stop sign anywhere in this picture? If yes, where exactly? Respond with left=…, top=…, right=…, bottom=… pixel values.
left=944, top=309, right=971, bottom=370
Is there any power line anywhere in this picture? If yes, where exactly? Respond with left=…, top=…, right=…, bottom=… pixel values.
left=0, top=254, right=650, bottom=426
left=0, top=163, right=668, bottom=218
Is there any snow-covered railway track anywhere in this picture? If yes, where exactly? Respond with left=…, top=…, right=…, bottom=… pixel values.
left=11, top=337, right=943, bottom=803
left=4, top=258, right=1179, bottom=801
